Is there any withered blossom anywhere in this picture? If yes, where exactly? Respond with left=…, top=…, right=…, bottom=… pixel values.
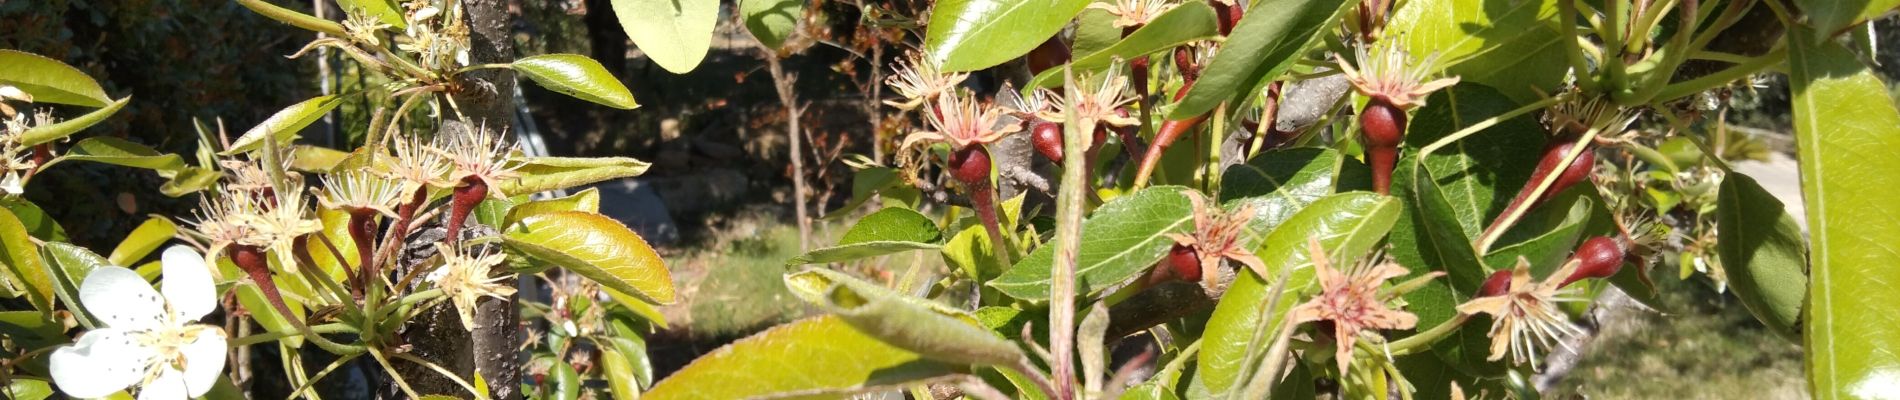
left=1287, top=238, right=1427, bottom=376
left=1456, top=257, right=1587, bottom=367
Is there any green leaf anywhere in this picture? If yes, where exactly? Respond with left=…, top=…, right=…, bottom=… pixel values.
left=741, top=0, right=803, bottom=50
left=789, top=207, right=944, bottom=265
left=335, top=0, right=406, bottom=29
left=1387, top=0, right=1566, bottom=102
left=1169, top=0, right=1353, bottom=119
left=2, top=378, right=54, bottom=400
left=604, top=287, right=670, bottom=329
left=504, top=211, right=674, bottom=304
left=513, top=54, right=639, bottom=109
left=288, top=145, right=356, bottom=173
left=611, top=0, right=718, bottom=73
left=989, top=186, right=1195, bottom=302
left=301, top=209, right=357, bottom=281
left=600, top=346, right=642, bottom=400
left=827, top=166, right=904, bottom=218
left=1796, top=0, right=1900, bottom=39
left=925, top=0, right=1095, bottom=71
left=1788, top=25, right=1900, bottom=399
left=502, top=156, right=650, bottom=196
left=160, top=167, right=222, bottom=197
left=1392, top=161, right=1500, bottom=376
left=57, top=136, right=185, bottom=172
left=41, top=242, right=107, bottom=328
left=0, top=50, right=109, bottom=107
left=1482, top=189, right=1597, bottom=277
left=1715, top=172, right=1807, bottom=341
left=1073, top=8, right=1122, bottom=57
left=1195, top=192, right=1400, bottom=395
left=943, top=222, right=1006, bottom=281
left=222, top=95, right=345, bottom=155
left=1220, top=147, right=1371, bottom=248
left=20, top=96, right=130, bottom=147
left=504, top=188, right=602, bottom=228
left=0, top=209, right=52, bottom=315
left=108, top=217, right=177, bottom=267
left=235, top=0, right=349, bottom=37
left=785, top=269, right=1024, bottom=366
left=1025, top=2, right=1221, bottom=89
left=645, top=316, right=963, bottom=399
left=551, top=360, right=581, bottom=400
left=1, top=198, right=64, bottom=242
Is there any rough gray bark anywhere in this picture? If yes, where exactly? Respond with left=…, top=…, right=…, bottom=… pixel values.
left=453, top=2, right=523, bottom=398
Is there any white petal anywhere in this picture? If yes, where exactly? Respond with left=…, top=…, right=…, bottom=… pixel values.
left=161, top=246, right=218, bottom=321
left=139, top=367, right=187, bottom=400
left=50, top=328, right=149, bottom=398
left=180, top=328, right=228, bottom=397
left=80, top=267, right=167, bottom=331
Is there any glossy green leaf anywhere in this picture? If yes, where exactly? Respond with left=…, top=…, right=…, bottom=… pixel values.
left=789, top=207, right=944, bottom=265
left=1220, top=147, right=1372, bottom=248
left=160, top=167, right=221, bottom=197
left=514, top=54, right=639, bottom=109
left=925, top=0, right=1094, bottom=71
left=1196, top=192, right=1400, bottom=396
left=335, top=0, right=406, bottom=29
left=645, top=316, right=963, bottom=399
left=0, top=209, right=52, bottom=315
left=551, top=360, right=581, bottom=400
left=1, top=198, right=64, bottom=242
left=502, top=156, right=650, bottom=196
left=989, top=186, right=1194, bottom=301
left=235, top=0, right=348, bottom=37
left=288, top=145, right=356, bottom=173
left=108, top=217, right=177, bottom=267
left=611, top=0, right=718, bottom=73
left=601, top=346, right=642, bottom=400
left=0, top=50, right=109, bottom=107
left=786, top=269, right=1023, bottom=367
left=504, top=211, right=674, bottom=304
left=41, top=242, right=108, bottom=328
left=605, top=287, right=670, bottom=329
left=302, top=209, right=356, bottom=281
left=1387, top=0, right=1566, bottom=102
left=943, top=223, right=1006, bottom=282
left=504, top=188, right=602, bottom=228
left=741, top=0, right=803, bottom=50
left=1170, top=0, right=1352, bottom=119
left=1392, top=160, right=1501, bottom=376
left=1716, top=172, right=1807, bottom=341
left=19, top=96, right=129, bottom=147
left=1483, top=189, right=1597, bottom=277
left=1796, top=0, right=1900, bottom=39
left=222, top=95, right=345, bottom=155
left=57, top=136, right=184, bottom=173
left=1025, top=2, right=1220, bottom=89
left=1788, top=25, right=1900, bottom=399
left=605, top=312, right=657, bottom=386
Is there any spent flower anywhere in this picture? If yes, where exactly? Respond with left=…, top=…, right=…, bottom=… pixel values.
left=1456, top=257, right=1588, bottom=367
left=1166, top=193, right=1264, bottom=290
left=430, top=243, right=518, bottom=329
left=884, top=53, right=968, bottom=111
left=902, top=93, right=1021, bottom=150
left=1336, top=39, right=1459, bottom=110
left=1287, top=238, right=1426, bottom=376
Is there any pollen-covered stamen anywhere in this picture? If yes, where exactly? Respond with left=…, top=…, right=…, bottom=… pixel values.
left=884, top=53, right=969, bottom=111
left=430, top=242, right=517, bottom=330
left=1456, top=257, right=1588, bottom=368
left=902, top=93, right=1020, bottom=151
left=1336, top=39, right=1459, bottom=110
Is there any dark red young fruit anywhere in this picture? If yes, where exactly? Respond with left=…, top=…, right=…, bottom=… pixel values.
left=1561, top=236, right=1626, bottom=287
left=948, top=145, right=992, bottom=185
left=1028, top=36, right=1072, bottom=75
left=1360, top=99, right=1406, bottom=195
left=1479, top=268, right=1513, bottom=297
left=1167, top=244, right=1202, bottom=282
left=1210, top=0, right=1243, bottom=35
left=1032, top=120, right=1065, bottom=162
left=1483, top=137, right=1597, bottom=240
left=346, top=208, right=379, bottom=287
left=445, top=175, right=488, bottom=246
left=1174, top=47, right=1200, bottom=82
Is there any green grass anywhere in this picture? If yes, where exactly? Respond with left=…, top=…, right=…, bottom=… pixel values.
left=677, top=223, right=812, bottom=339
left=1548, top=278, right=1806, bottom=399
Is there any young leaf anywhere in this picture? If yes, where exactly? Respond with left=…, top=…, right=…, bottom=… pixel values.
left=989, top=186, right=1195, bottom=302
left=644, top=316, right=963, bottom=399
left=0, top=50, right=110, bottom=107
left=107, top=217, right=177, bottom=267
left=235, top=0, right=349, bottom=37
left=740, top=0, right=803, bottom=50
left=501, top=156, right=651, bottom=196
left=504, top=211, right=674, bottom=304
left=288, top=145, right=356, bottom=173
left=19, top=96, right=130, bottom=147
left=513, top=54, right=639, bottom=109
left=160, top=167, right=222, bottom=197
left=785, top=269, right=1024, bottom=367
left=41, top=242, right=109, bottom=328
left=925, top=0, right=1094, bottom=71
left=1024, top=2, right=1221, bottom=89
left=1195, top=192, right=1400, bottom=396
left=334, top=0, right=406, bottom=29
left=1170, top=0, right=1353, bottom=119
left=789, top=207, right=944, bottom=265
left=1788, top=25, right=1900, bottom=398
left=600, top=346, right=641, bottom=400
left=222, top=95, right=345, bottom=155
left=0, top=209, right=52, bottom=316
left=1387, top=0, right=1567, bottom=102
left=55, top=137, right=185, bottom=172
left=610, top=0, right=718, bottom=74
left=942, top=223, right=1005, bottom=281
left=504, top=188, right=603, bottom=228
left=1716, top=172, right=1807, bottom=341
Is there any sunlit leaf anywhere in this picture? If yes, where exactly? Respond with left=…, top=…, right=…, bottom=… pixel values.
left=926, top=0, right=1094, bottom=71
left=1025, top=2, right=1221, bottom=89
left=56, top=136, right=184, bottom=172
left=335, top=0, right=406, bottom=29
left=0, top=209, right=52, bottom=316
left=20, top=96, right=130, bottom=147
left=785, top=269, right=1023, bottom=367
left=1388, top=0, right=1566, bottom=102
left=789, top=207, right=944, bottom=265
left=107, top=217, right=177, bottom=267
left=514, top=54, right=639, bottom=109
left=504, top=188, right=602, bottom=228
left=645, top=316, right=963, bottom=399
left=741, top=0, right=803, bottom=50
left=1170, top=0, right=1353, bottom=119
left=41, top=242, right=108, bottom=328
left=1796, top=0, right=1900, bottom=39
left=989, top=186, right=1194, bottom=302
left=502, top=156, right=650, bottom=196
left=223, top=95, right=345, bottom=155
left=504, top=212, right=674, bottom=304
left=611, top=0, right=718, bottom=73
left=0, top=50, right=109, bottom=107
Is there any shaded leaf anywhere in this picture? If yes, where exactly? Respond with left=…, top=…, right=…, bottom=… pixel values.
left=514, top=54, right=639, bottom=109
left=223, top=95, right=345, bottom=155
left=1220, top=147, right=1371, bottom=249
left=0, top=198, right=64, bottom=242
left=1796, top=0, right=1900, bottom=39
left=926, top=0, right=1095, bottom=71
left=160, top=167, right=222, bottom=197
left=504, top=212, right=674, bottom=304
left=785, top=269, right=1023, bottom=366
left=611, top=0, right=718, bottom=73
left=1026, top=2, right=1221, bottom=89
left=1196, top=192, right=1400, bottom=396
left=1715, top=172, right=1807, bottom=340
left=20, top=96, right=131, bottom=147
left=790, top=207, right=944, bottom=265
left=645, top=316, right=963, bottom=399
left=0, top=50, right=109, bottom=107
left=989, top=186, right=1194, bottom=301
left=1170, top=0, right=1353, bottom=119
left=600, top=346, right=642, bottom=400
left=741, top=0, right=804, bottom=50
left=41, top=242, right=108, bottom=328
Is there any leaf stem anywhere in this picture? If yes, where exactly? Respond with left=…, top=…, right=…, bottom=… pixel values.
left=231, top=323, right=359, bottom=347
left=1477, top=126, right=1601, bottom=252
left=1049, top=66, right=1090, bottom=399
left=1416, top=94, right=1568, bottom=159
left=1382, top=314, right=1473, bottom=356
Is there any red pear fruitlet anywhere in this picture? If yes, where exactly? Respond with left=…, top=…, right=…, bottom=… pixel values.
left=948, top=145, right=992, bottom=186
left=1483, top=137, right=1595, bottom=240
left=1560, top=236, right=1625, bottom=287
left=1210, top=0, right=1243, bottom=35
left=1032, top=120, right=1066, bottom=162
left=1028, top=36, right=1072, bottom=75
left=445, top=175, right=488, bottom=245
left=1360, top=99, right=1406, bottom=194
left=1167, top=244, right=1202, bottom=282
left=1479, top=268, right=1512, bottom=297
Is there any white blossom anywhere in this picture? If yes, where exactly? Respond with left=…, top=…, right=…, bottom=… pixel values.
left=51, top=246, right=227, bottom=400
